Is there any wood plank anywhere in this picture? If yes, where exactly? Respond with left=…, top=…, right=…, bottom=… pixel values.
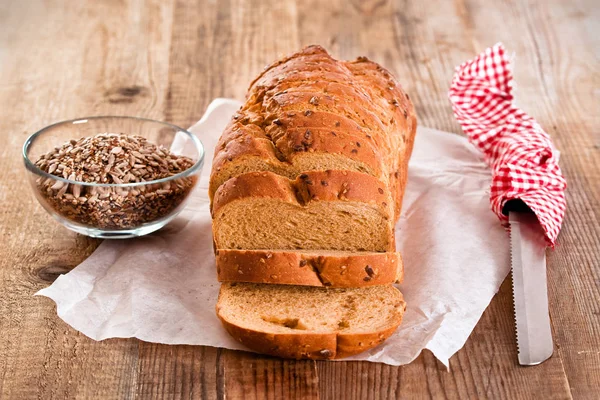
left=220, top=350, right=319, bottom=399
left=0, top=0, right=597, bottom=398
left=463, top=0, right=600, bottom=397
left=165, top=0, right=300, bottom=128
left=135, top=343, right=221, bottom=399
left=0, top=0, right=174, bottom=398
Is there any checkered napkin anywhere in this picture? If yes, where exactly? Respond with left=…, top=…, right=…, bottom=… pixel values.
left=449, top=43, right=567, bottom=246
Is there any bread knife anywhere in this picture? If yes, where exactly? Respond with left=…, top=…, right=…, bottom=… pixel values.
left=507, top=201, right=553, bottom=365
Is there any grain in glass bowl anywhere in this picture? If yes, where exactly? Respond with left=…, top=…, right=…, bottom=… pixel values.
left=23, top=117, right=204, bottom=238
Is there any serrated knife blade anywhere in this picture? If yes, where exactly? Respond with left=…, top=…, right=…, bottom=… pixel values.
left=509, top=211, right=553, bottom=365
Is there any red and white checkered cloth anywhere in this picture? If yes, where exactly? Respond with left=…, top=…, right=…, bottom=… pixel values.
left=449, top=43, right=566, bottom=247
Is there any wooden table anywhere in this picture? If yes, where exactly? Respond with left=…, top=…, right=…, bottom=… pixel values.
left=1, top=0, right=598, bottom=398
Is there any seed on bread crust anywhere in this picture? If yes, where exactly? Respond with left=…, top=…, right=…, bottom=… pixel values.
left=319, top=349, right=332, bottom=357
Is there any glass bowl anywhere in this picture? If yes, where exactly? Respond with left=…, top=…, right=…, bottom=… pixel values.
left=23, top=116, right=204, bottom=239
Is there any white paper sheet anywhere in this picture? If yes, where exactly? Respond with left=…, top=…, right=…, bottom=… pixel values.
left=36, top=98, right=511, bottom=367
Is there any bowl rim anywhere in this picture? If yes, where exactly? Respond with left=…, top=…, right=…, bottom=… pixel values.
left=22, top=115, right=205, bottom=187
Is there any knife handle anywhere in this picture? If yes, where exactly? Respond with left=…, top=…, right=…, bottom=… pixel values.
left=503, top=199, right=534, bottom=215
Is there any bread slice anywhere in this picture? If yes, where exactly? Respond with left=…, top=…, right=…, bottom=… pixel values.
left=216, top=249, right=403, bottom=287
left=216, top=283, right=406, bottom=359
left=212, top=170, right=395, bottom=252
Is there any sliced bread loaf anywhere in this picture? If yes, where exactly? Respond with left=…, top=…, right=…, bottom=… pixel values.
left=210, top=46, right=415, bottom=360
left=209, top=45, right=417, bottom=221
left=212, top=170, right=395, bottom=252
left=216, top=249, right=403, bottom=287
left=216, top=283, right=406, bottom=359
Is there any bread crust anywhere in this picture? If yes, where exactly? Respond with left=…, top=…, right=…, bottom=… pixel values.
left=216, top=285, right=406, bottom=360
left=216, top=249, right=403, bottom=287
left=211, top=170, right=394, bottom=219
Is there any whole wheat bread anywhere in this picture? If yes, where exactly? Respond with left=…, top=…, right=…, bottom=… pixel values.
left=216, top=283, right=406, bottom=359
left=209, top=45, right=417, bottom=220
left=210, top=46, right=415, bottom=360
left=217, top=249, right=403, bottom=287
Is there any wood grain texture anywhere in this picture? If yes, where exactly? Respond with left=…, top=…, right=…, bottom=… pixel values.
left=0, top=0, right=598, bottom=399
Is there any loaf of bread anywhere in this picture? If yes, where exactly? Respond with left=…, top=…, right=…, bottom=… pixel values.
left=209, top=45, right=416, bottom=359
left=216, top=283, right=406, bottom=359
left=209, top=45, right=416, bottom=220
